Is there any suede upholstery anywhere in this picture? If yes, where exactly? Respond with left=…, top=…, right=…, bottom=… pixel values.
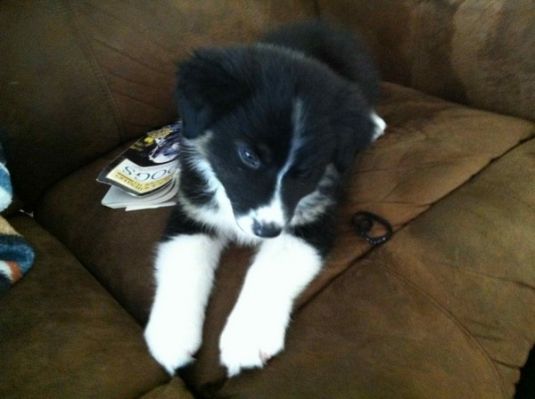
left=0, top=1, right=534, bottom=398
left=0, top=216, right=168, bottom=399
left=318, top=0, right=535, bottom=121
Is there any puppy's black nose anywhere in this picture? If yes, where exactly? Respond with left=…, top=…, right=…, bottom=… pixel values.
left=252, top=221, right=282, bottom=238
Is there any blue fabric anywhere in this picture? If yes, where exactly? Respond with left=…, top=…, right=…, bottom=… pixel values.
left=0, top=167, right=11, bottom=193
left=0, top=234, right=35, bottom=274
left=0, top=141, right=35, bottom=294
left=0, top=163, right=12, bottom=211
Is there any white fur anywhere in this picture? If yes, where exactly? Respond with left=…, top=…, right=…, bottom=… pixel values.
left=144, top=234, right=225, bottom=374
left=180, top=141, right=261, bottom=246
left=146, top=104, right=385, bottom=377
left=371, top=111, right=386, bottom=141
left=219, top=233, right=322, bottom=376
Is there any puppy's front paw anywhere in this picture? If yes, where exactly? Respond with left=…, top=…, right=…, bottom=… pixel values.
left=219, top=305, right=287, bottom=377
left=144, top=311, right=201, bottom=375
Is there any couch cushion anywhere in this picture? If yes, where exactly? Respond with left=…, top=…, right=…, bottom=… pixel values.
left=301, top=82, right=533, bottom=307
left=216, top=138, right=535, bottom=399
left=0, top=216, right=170, bottom=399
left=34, top=83, right=533, bottom=390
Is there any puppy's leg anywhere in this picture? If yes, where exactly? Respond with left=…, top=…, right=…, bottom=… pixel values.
left=219, top=233, right=323, bottom=376
left=145, top=232, right=225, bottom=374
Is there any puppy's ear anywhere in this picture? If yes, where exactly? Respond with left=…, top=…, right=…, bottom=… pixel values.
left=332, top=89, right=375, bottom=173
left=177, top=48, right=253, bottom=138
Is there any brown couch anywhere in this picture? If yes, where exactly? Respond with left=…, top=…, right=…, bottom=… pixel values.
left=1, top=1, right=534, bottom=398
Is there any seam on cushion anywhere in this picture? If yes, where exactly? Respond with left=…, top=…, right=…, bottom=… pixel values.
left=8, top=214, right=143, bottom=328
left=298, top=133, right=535, bottom=312
left=295, top=135, right=535, bottom=393
left=19, top=0, right=126, bottom=211
left=34, top=139, right=135, bottom=210
left=377, top=261, right=506, bottom=398
left=62, top=0, right=125, bottom=142
left=90, top=37, right=171, bottom=77
left=32, top=139, right=135, bottom=216
left=83, top=1, right=178, bottom=56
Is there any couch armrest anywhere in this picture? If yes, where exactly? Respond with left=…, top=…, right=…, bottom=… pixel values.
left=318, top=0, right=535, bottom=121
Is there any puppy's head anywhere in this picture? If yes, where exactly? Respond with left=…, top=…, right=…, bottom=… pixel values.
left=177, top=46, right=376, bottom=238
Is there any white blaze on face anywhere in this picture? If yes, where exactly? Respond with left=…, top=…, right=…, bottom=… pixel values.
left=236, top=99, right=305, bottom=237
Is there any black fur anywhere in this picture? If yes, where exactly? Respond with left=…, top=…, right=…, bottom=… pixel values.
left=168, top=20, right=380, bottom=246
left=162, top=205, right=214, bottom=240
left=261, top=21, right=380, bottom=104
left=147, top=22, right=382, bottom=377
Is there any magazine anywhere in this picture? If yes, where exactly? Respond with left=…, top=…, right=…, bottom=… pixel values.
left=97, top=122, right=182, bottom=211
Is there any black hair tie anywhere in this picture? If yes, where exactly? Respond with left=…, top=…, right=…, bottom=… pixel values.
left=352, top=211, right=393, bottom=246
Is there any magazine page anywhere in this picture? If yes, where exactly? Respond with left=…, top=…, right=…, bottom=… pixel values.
left=97, top=122, right=182, bottom=196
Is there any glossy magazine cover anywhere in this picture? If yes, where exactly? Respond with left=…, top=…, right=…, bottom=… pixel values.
left=97, top=122, right=181, bottom=196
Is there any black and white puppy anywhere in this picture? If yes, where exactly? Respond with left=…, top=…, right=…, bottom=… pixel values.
left=144, top=21, right=386, bottom=377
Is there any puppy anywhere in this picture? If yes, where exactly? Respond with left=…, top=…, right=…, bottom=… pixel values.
left=144, top=21, right=386, bottom=377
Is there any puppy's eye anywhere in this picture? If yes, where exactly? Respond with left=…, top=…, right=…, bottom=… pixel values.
left=237, top=144, right=261, bottom=169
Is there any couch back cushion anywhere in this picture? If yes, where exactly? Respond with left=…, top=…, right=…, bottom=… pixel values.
left=318, top=0, right=535, bottom=121
left=0, top=0, right=315, bottom=207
